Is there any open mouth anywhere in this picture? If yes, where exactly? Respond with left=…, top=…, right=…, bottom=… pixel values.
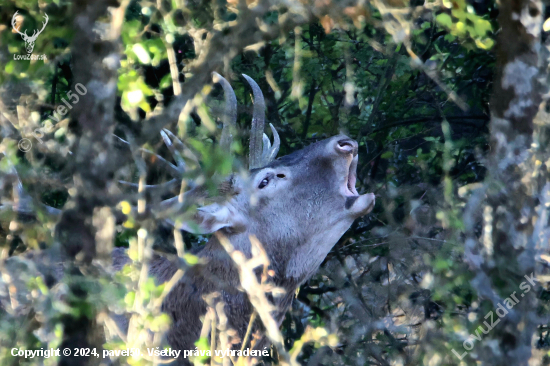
left=343, top=156, right=359, bottom=196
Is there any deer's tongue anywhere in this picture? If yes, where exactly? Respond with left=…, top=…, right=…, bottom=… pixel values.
left=344, top=156, right=375, bottom=216
left=348, top=193, right=376, bottom=217
left=347, top=157, right=359, bottom=195
left=342, top=156, right=359, bottom=196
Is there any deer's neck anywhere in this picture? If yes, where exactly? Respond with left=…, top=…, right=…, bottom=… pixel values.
left=203, top=231, right=302, bottom=295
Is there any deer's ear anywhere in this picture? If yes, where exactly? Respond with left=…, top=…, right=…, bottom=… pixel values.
left=175, top=202, right=247, bottom=234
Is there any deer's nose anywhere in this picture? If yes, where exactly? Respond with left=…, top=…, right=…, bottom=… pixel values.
left=335, top=138, right=358, bottom=157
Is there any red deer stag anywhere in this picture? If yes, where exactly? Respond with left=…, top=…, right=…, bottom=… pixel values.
left=2, top=73, right=375, bottom=364
left=112, top=73, right=375, bottom=362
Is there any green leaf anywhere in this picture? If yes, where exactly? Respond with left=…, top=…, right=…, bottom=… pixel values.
left=124, top=291, right=135, bottom=307
left=475, top=37, right=494, bottom=50
left=436, top=13, right=453, bottom=28
left=184, top=253, right=199, bottom=265
left=149, top=314, right=171, bottom=332
left=159, top=74, right=173, bottom=89
left=472, top=17, right=492, bottom=37
left=5, top=61, right=14, bottom=75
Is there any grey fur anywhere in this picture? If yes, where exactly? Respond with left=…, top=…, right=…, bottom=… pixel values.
left=112, top=134, right=375, bottom=364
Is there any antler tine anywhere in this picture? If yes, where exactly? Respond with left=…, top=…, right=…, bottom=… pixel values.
left=11, top=168, right=34, bottom=217
left=261, top=133, right=271, bottom=164
left=212, top=72, right=237, bottom=154
left=161, top=128, right=200, bottom=167
left=2, top=155, right=61, bottom=220
left=160, top=130, right=186, bottom=170
left=242, top=74, right=265, bottom=169
left=11, top=11, right=26, bottom=37
left=113, top=134, right=183, bottom=178
left=118, top=179, right=179, bottom=191
left=262, top=123, right=280, bottom=165
left=40, top=14, right=48, bottom=32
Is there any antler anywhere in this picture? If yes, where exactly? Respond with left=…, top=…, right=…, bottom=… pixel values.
left=11, top=11, right=28, bottom=39
left=114, top=128, right=207, bottom=212
left=262, top=123, right=280, bottom=166
left=212, top=73, right=280, bottom=168
left=242, top=74, right=280, bottom=169
left=143, top=74, right=282, bottom=219
left=212, top=72, right=237, bottom=154
left=38, top=14, right=48, bottom=35
left=30, top=13, right=48, bottom=40
left=3, top=73, right=281, bottom=237
left=10, top=12, right=48, bottom=40
left=242, top=74, right=265, bottom=169
left=0, top=153, right=61, bottom=221
left=114, top=133, right=184, bottom=179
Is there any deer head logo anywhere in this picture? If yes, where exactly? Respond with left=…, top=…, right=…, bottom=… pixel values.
left=11, top=11, right=48, bottom=54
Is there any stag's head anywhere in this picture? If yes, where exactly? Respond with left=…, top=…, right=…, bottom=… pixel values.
left=160, top=74, right=375, bottom=284
left=5, top=72, right=374, bottom=286
left=11, top=11, right=48, bottom=54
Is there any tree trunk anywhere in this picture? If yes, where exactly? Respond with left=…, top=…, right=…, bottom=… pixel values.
left=56, top=1, right=123, bottom=365
left=464, top=1, right=549, bottom=365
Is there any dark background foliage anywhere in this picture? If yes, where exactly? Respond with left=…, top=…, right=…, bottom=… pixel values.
left=1, top=0, right=549, bottom=365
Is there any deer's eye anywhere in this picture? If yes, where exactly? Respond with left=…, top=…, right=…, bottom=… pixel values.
left=258, top=177, right=270, bottom=189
